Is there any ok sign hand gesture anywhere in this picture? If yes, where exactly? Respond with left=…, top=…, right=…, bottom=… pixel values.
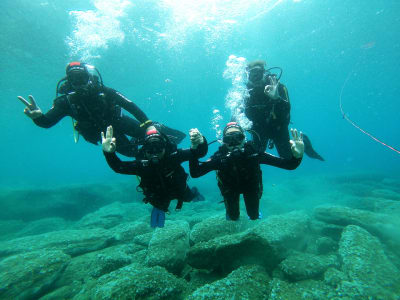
left=101, top=125, right=117, bottom=153
left=290, top=128, right=304, bottom=159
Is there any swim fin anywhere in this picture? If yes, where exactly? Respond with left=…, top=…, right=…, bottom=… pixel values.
left=154, top=123, right=186, bottom=144
left=303, top=133, right=325, bottom=161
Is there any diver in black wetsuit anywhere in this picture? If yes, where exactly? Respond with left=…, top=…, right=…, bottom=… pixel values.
left=102, top=125, right=206, bottom=228
left=18, top=62, right=186, bottom=157
left=243, top=60, right=324, bottom=161
left=189, top=122, right=303, bottom=221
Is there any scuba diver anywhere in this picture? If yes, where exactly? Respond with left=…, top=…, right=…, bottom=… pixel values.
left=189, top=122, right=303, bottom=221
left=102, top=125, right=207, bottom=228
left=243, top=60, right=324, bottom=161
left=17, top=61, right=186, bottom=157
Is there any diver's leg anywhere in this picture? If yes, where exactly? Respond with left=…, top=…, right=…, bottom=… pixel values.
left=273, top=126, right=293, bottom=159
left=115, top=115, right=143, bottom=139
left=250, top=125, right=269, bottom=152
left=303, top=133, right=325, bottom=161
left=223, top=191, right=240, bottom=221
left=150, top=206, right=166, bottom=228
left=243, top=190, right=260, bottom=220
left=113, top=132, right=137, bottom=157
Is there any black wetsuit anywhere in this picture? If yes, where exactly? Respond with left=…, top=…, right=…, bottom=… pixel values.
left=190, top=142, right=301, bottom=220
left=104, top=141, right=207, bottom=212
left=34, top=86, right=186, bottom=157
left=244, top=76, right=324, bottom=161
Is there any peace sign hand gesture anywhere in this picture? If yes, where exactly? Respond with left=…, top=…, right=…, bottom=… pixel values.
left=101, top=125, right=117, bottom=153
left=17, top=95, right=43, bottom=119
left=290, top=128, right=304, bottom=159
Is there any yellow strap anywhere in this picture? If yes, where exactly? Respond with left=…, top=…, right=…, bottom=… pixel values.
left=140, top=120, right=152, bottom=128
left=72, top=118, right=80, bottom=143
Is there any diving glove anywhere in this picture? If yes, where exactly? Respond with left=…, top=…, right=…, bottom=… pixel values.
left=101, top=125, right=117, bottom=153
left=17, top=95, right=43, bottom=120
left=189, top=128, right=204, bottom=149
left=289, top=128, right=304, bottom=159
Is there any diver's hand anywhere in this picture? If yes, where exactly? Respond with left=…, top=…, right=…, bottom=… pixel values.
left=17, top=95, right=43, bottom=120
left=290, top=128, right=304, bottom=159
left=264, top=77, right=279, bottom=100
left=189, top=128, right=204, bottom=149
left=101, top=125, right=116, bottom=153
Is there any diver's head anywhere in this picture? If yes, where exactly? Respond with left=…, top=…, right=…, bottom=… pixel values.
left=144, top=127, right=166, bottom=162
left=66, top=62, right=92, bottom=93
left=246, top=60, right=266, bottom=86
left=223, top=122, right=246, bottom=151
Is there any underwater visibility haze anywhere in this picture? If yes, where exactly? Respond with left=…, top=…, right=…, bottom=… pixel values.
left=0, top=0, right=400, bottom=299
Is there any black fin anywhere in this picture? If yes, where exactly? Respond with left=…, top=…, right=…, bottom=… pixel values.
left=303, top=133, right=325, bottom=161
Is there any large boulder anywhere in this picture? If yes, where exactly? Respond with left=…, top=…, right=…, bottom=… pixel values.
left=58, top=244, right=141, bottom=287
left=268, top=278, right=334, bottom=300
left=145, top=220, right=190, bottom=275
left=339, top=225, right=400, bottom=298
left=15, top=217, right=70, bottom=238
left=0, top=250, right=70, bottom=300
left=0, top=228, right=114, bottom=259
left=75, top=202, right=147, bottom=229
left=190, top=215, right=253, bottom=244
left=188, top=265, right=270, bottom=299
left=314, top=205, right=400, bottom=241
left=188, top=211, right=310, bottom=274
left=73, top=264, right=188, bottom=300
left=278, top=252, right=339, bottom=281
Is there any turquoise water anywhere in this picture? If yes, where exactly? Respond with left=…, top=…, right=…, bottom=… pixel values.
left=1, top=1, right=400, bottom=298
left=1, top=0, right=399, bottom=189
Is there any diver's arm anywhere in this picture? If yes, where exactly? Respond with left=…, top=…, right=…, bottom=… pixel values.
left=259, top=152, right=301, bottom=170
left=103, top=151, right=142, bottom=175
left=189, top=156, right=219, bottom=178
left=102, top=125, right=142, bottom=175
left=177, top=137, right=209, bottom=163
left=18, top=95, right=69, bottom=128
left=259, top=128, right=303, bottom=170
left=109, top=88, right=150, bottom=124
left=32, top=97, right=71, bottom=128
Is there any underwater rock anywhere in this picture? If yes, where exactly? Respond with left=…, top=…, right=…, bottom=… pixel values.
left=339, top=225, right=400, bottom=298
left=109, top=221, right=153, bottom=244
left=73, top=263, right=188, bottom=300
left=268, top=278, right=334, bottom=299
left=278, top=251, right=339, bottom=281
left=0, top=249, right=70, bottom=300
left=145, top=220, right=190, bottom=275
left=323, top=267, right=348, bottom=288
left=315, top=236, right=338, bottom=254
left=188, top=211, right=310, bottom=274
left=0, top=228, right=114, bottom=259
left=38, top=282, right=82, bottom=300
left=371, top=188, right=400, bottom=201
left=75, top=202, right=147, bottom=229
left=58, top=244, right=139, bottom=288
left=190, top=214, right=252, bottom=244
left=133, top=231, right=154, bottom=247
left=0, top=219, right=25, bottom=241
left=373, top=198, right=400, bottom=215
left=310, top=219, right=344, bottom=241
left=0, top=181, right=140, bottom=222
left=15, top=217, right=70, bottom=238
left=313, top=205, right=400, bottom=241
left=188, top=265, right=270, bottom=300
